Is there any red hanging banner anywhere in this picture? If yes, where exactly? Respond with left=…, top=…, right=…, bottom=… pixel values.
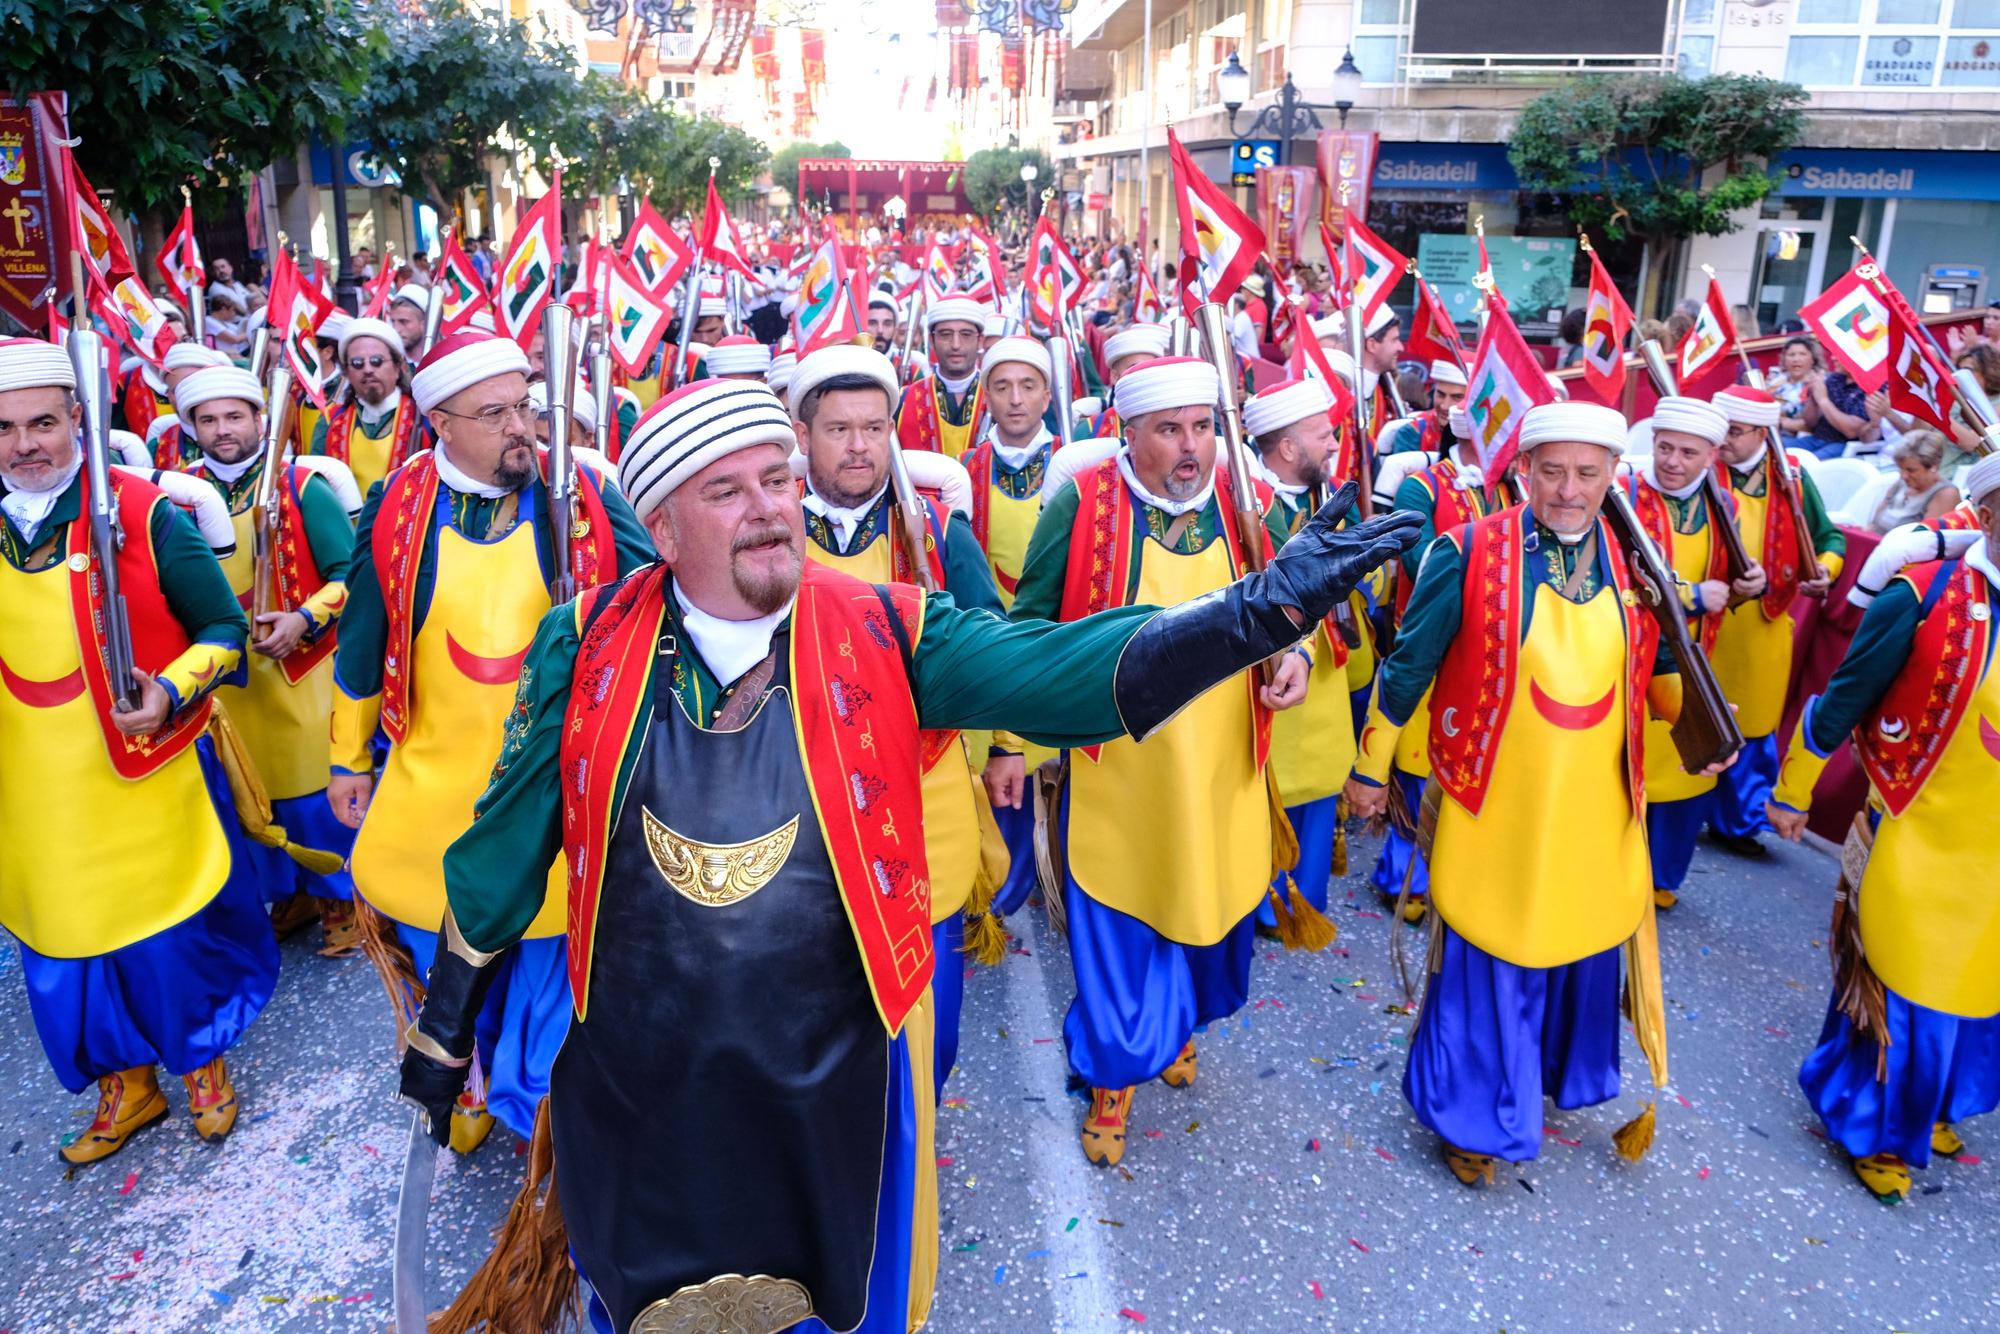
left=0, top=92, right=72, bottom=330
left=1316, top=129, right=1379, bottom=234
left=1254, top=165, right=1316, bottom=272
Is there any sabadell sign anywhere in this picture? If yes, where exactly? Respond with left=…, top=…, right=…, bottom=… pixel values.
left=1776, top=149, right=2000, bottom=200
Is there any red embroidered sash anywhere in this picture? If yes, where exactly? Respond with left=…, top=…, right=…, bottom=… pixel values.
left=65, top=472, right=212, bottom=778
left=1718, top=455, right=1805, bottom=619
left=1627, top=474, right=1732, bottom=655
left=1392, top=457, right=1500, bottom=620
left=895, top=378, right=982, bottom=455
left=372, top=448, right=618, bottom=743
left=1857, top=559, right=1993, bottom=817
left=560, top=563, right=935, bottom=1033
left=273, top=467, right=343, bottom=684
left=324, top=397, right=420, bottom=474
left=1055, top=457, right=1272, bottom=765
left=1427, top=508, right=1657, bottom=819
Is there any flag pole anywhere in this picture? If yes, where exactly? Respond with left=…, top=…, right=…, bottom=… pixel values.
left=182, top=186, right=207, bottom=344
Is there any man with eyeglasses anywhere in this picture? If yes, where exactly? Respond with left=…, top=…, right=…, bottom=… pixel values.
left=894, top=296, right=989, bottom=457
left=307, top=317, right=423, bottom=497
left=331, top=331, right=652, bottom=1155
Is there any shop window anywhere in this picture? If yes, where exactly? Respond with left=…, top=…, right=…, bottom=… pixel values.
left=1884, top=198, right=2000, bottom=302
left=1941, top=33, right=2000, bottom=81
left=1954, top=0, right=2000, bottom=25
left=1358, top=0, right=1407, bottom=22
left=1877, top=0, right=1941, bottom=20
left=1785, top=34, right=1861, bottom=83
left=1798, top=0, right=1862, bottom=20
left=1351, top=35, right=1402, bottom=84
left=1863, top=34, right=1940, bottom=82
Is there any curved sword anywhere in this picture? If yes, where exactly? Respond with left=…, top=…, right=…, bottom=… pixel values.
left=392, top=1108, right=438, bottom=1332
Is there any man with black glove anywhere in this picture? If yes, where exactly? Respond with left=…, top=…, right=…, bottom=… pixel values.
left=400, top=375, right=1417, bottom=1334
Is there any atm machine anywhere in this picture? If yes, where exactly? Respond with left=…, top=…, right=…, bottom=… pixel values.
left=1919, top=264, right=1987, bottom=315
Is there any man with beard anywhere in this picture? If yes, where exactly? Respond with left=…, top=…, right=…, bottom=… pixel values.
left=333, top=331, right=652, bottom=1153
left=0, top=338, right=271, bottom=1163
left=175, top=366, right=360, bottom=953
left=388, top=283, right=430, bottom=360
left=866, top=292, right=898, bottom=354
left=895, top=296, right=988, bottom=456
left=396, top=374, right=1415, bottom=1334
left=1012, top=358, right=1414, bottom=1166
left=1378, top=359, right=1467, bottom=459
left=140, top=342, right=232, bottom=470
left=308, top=317, right=424, bottom=498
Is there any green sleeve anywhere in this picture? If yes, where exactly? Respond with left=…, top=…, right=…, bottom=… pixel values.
left=941, top=517, right=1004, bottom=615
left=299, top=475, right=355, bottom=584
left=1803, top=578, right=1920, bottom=754
left=1379, top=419, right=1422, bottom=456
left=152, top=500, right=250, bottom=651
left=1262, top=501, right=1292, bottom=552
left=333, top=482, right=388, bottom=699
left=1008, top=480, right=1081, bottom=623
left=1799, top=469, right=1848, bottom=558
left=1376, top=534, right=1464, bottom=723
left=1391, top=473, right=1439, bottom=578
left=443, top=606, right=578, bottom=952
left=913, top=589, right=1155, bottom=746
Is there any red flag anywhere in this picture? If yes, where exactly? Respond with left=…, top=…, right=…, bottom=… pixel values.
left=1884, top=302, right=1959, bottom=436
left=603, top=252, right=672, bottom=377
left=94, top=270, right=177, bottom=367
left=699, top=178, right=755, bottom=281
left=267, top=251, right=336, bottom=409
left=1579, top=244, right=1634, bottom=402
left=360, top=259, right=398, bottom=319
left=155, top=205, right=204, bottom=301
left=1317, top=222, right=1347, bottom=307
left=68, top=159, right=135, bottom=283
left=964, top=225, right=1006, bottom=301
left=1676, top=276, right=1739, bottom=396
left=1133, top=262, right=1167, bottom=323
left=1463, top=292, right=1554, bottom=476
left=495, top=175, right=562, bottom=349
left=798, top=254, right=865, bottom=356
left=1798, top=265, right=1891, bottom=391
left=1286, top=297, right=1359, bottom=484
left=1343, top=209, right=1405, bottom=325
left=1168, top=127, right=1265, bottom=315
left=435, top=231, right=492, bottom=335
left=921, top=242, right=958, bottom=305
left=562, top=237, right=608, bottom=318
left=1405, top=273, right=1466, bottom=373
left=1023, top=214, right=1082, bottom=331
left=622, top=199, right=694, bottom=296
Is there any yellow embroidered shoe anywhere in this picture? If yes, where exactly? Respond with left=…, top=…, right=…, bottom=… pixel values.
left=1853, top=1152, right=1911, bottom=1201
left=1160, top=1040, right=1198, bottom=1089
left=317, top=899, right=361, bottom=959
left=60, top=1067, right=168, bottom=1165
left=450, top=1091, right=496, bottom=1154
left=1932, top=1122, right=1966, bottom=1157
left=1441, top=1141, right=1497, bottom=1187
left=1401, top=897, right=1429, bottom=925
left=1080, top=1087, right=1134, bottom=1167
left=183, top=1056, right=239, bottom=1144
left=1652, top=887, right=1679, bottom=910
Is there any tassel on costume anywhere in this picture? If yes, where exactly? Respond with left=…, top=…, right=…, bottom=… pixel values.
left=1331, top=797, right=1350, bottom=876
left=1622, top=895, right=1671, bottom=1089
left=962, top=789, right=1012, bottom=967
left=430, top=1098, right=579, bottom=1334
left=1031, top=758, right=1069, bottom=937
left=1281, top=882, right=1338, bottom=951
left=1265, top=765, right=1299, bottom=880
left=1613, top=1102, right=1657, bottom=1162
left=1830, top=813, right=1891, bottom=1081
left=354, top=897, right=425, bottom=1056
left=206, top=704, right=347, bottom=876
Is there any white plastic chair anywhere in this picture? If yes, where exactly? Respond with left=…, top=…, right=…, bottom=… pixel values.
left=1804, top=456, right=1877, bottom=517
left=1833, top=471, right=1896, bottom=530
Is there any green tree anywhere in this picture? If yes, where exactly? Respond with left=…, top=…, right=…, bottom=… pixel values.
left=2, top=0, right=373, bottom=216
left=523, top=73, right=766, bottom=219
left=1509, top=73, right=1807, bottom=314
left=770, top=139, right=851, bottom=202
left=960, top=146, right=1054, bottom=218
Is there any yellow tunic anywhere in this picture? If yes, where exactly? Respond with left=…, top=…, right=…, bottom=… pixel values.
left=1270, top=620, right=1355, bottom=807
left=803, top=533, right=984, bottom=922
left=0, top=556, right=230, bottom=958
left=1068, top=532, right=1269, bottom=945
left=985, top=483, right=1041, bottom=613
left=345, top=419, right=397, bottom=502
left=1708, top=486, right=1792, bottom=738
left=349, top=520, right=567, bottom=937
left=1645, top=516, right=1720, bottom=805
left=1428, top=584, right=1650, bottom=968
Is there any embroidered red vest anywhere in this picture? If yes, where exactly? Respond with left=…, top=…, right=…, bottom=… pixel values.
left=1940, top=503, right=1980, bottom=533
left=372, top=448, right=619, bottom=744
left=323, top=397, right=421, bottom=473
left=1856, top=558, right=1993, bottom=817
left=1718, top=453, right=1805, bottom=619
left=120, top=367, right=165, bottom=439
left=961, top=438, right=1056, bottom=576
left=64, top=472, right=213, bottom=778
left=150, top=422, right=187, bottom=471
left=1427, top=507, right=1658, bottom=820
left=1626, top=474, right=1733, bottom=655
left=560, top=563, right=934, bottom=1034
left=1055, top=457, right=1272, bottom=766
left=895, top=377, right=983, bottom=455
left=1393, top=456, right=1506, bottom=620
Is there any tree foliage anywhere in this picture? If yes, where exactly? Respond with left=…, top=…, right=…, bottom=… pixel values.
left=770, top=140, right=851, bottom=200
left=1509, top=74, right=1808, bottom=247
left=1, top=0, right=374, bottom=216
left=960, top=146, right=1055, bottom=218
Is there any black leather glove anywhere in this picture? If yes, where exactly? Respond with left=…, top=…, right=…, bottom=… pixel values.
left=396, top=910, right=506, bottom=1147
left=1112, top=483, right=1422, bottom=739
left=400, top=1044, right=468, bottom=1148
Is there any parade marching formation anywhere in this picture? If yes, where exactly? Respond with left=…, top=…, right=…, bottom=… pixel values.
left=2, top=116, right=1998, bottom=1334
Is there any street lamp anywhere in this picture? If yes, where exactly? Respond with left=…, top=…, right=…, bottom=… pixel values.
left=1020, top=161, right=1039, bottom=213
left=1220, top=47, right=1366, bottom=165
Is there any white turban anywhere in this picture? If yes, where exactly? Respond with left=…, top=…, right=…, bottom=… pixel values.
left=1321, top=347, right=1357, bottom=386
left=1713, top=385, right=1781, bottom=428
left=319, top=312, right=352, bottom=346
left=1428, top=358, right=1466, bottom=387
left=163, top=342, right=228, bottom=374
left=1365, top=304, right=1398, bottom=337
left=526, top=377, right=599, bottom=435
left=1965, top=452, right=2000, bottom=505
left=705, top=336, right=773, bottom=378
left=1104, top=324, right=1170, bottom=368
left=1112, top=356, right=1220, bottom=421
left=1242, top=376, right=1333, bottom=439
left=1516, top=401, right=1627, bottom=455
left=391, top=282, right=430, bottom=311
left=0, top=338, right=76, bottom=392
left=619, top=379, right=796, bottom=520
left=468, top=310, right=496, bottom=334
left=867, top=291, right=898, bottom=314
left=1311, top=314, right=1345, bottom=342
left=926, top=297, right=986, bottom=332
left=410, top=330, right=531, bottom=415
left=173, top=365, right=265, bottom=419
left=768, top=350, right=798, bottom=395
left=789, top=345, right=899, bottom=417
left=697, top=295, right=730, bottom=318
left=981, top=314, right=1008, bottom=337
left=980, top=336, right=1051, bottom=384
left=1651, top=395, right=1727, bottom=447
left=338, top=317, right=404, bottom=363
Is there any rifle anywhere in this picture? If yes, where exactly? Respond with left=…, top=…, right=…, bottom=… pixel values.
left=67, top=258, right=139, bottom=711
left=251, top=364, right=298, bottom=624
left=898, top=288, right=926, bottom=386
left=1344, top=300, right=1377, bottom=519
left=540, top=303, right=580, bottom=603
left=246, top=326, right=271, bottom=385
left=1193, top=301, right=1278, bottom=686
left=1637, top=339, right=1756, bottom=589
left=589, top=321, right=613, bottom=461
left=670, top=254, right=704, bottom=391
left=885, top=442, right=940, bottom=595
left=418, top=283, right=446, bottom=360
left=1728, top=341, right=1824, bottom=584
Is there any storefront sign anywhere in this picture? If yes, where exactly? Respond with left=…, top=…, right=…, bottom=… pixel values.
left=1231, top=139, right=1280, bottom=188
left=1776, top=149, right=2000, bottom=200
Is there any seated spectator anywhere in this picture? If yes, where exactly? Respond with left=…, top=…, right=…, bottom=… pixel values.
left=1801, top=363, right=1879, bottom=458
left=1868, top=429, right=1961, bottom=533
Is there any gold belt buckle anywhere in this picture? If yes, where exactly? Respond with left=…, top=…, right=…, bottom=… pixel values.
left=642, top=808, right=799, bottom=908
left=628, top=1273, right=813, bottom=1334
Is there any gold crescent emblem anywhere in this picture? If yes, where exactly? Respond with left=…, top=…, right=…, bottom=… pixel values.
left=642, top=807, right=799, bottom=908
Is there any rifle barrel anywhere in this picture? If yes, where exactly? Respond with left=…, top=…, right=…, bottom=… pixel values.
left=541, top=304, right=580, bottom=601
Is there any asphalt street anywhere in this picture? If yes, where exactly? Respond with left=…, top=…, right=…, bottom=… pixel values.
left=3, top=824, right=1997, bottom=1333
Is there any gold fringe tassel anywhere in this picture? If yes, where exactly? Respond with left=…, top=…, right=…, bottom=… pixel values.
left=1265, top=765, right=1299, bottom=880
left=1331, top=795, right=1350, bottom=876
left=354, top=896, right=424, bottom=1057
left=961, top=788, right=1012, bottom=967
left=206, top=702, right=346, bottom=876
left=1280, top=881, right=1338, bottom=951
left=1623, top=896, right=1671, bottom=1089
left=428, top=1098, right=579, bottom=1334
left=1613, top=1102, right=1657, bottom=1162
left=1830, top=813, right=1891, bottom=1082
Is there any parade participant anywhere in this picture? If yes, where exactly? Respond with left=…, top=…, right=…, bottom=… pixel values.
left=981, top=312, right=1007, bottom=354
left=866, top=292, right=898, bottom=353
left=332, top=331, right=652, bottom=1152
left=1347, top=401, right=1712, bottom=1187
left=1243, top=376, right=1354, bottom=942
left=175, top=365, right=360, bottom=951
left=308, top=317, right=422, bottom=498
left=789, top=344, right=1013, bottom=1096
left=1089, top=322, right=1170, bottom=439
left=768, top=347, right=798, bottom=410
left=397, top=374, right=1413, bottom=1334
left=0, top=338, right=272, bottom=1163
left=144, top=343, right=232, bottom=469
left=691, top=294, right=728, bottom=348
left=388, top=283, right=430, bottom=359
left=1629, top=397, right=1767, bottom=910
left=1378, top=360, right=1467, bottom=458
left=895, top=296, right=987, bottom=455
left=1370, top=406, right=1517, bottom=920
left=526, top=377, right=597, bottom=454
left=705, top=334, right=773, bottom=382
left=1770, top=453, right=2000, bottom=1201
left=1707, top=385, right=1845, bottom=851
left=1013, top=357, right=1401, bottom=1167
left=1358, top=305, right=1405, bottom=430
